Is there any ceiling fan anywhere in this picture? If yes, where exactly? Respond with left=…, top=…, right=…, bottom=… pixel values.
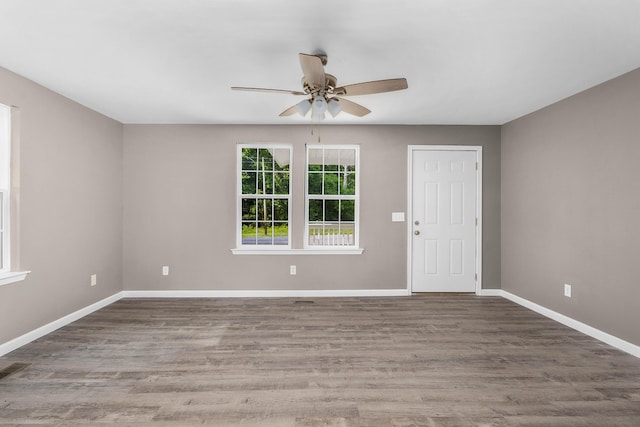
left=231, top=53, right=408, bottom=120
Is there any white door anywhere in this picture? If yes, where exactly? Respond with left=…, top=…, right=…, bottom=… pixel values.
left=411, top=149, right=478, bottom=292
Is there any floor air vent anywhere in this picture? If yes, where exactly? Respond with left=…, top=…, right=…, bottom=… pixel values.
left=0, top=363, right=30, bottom=381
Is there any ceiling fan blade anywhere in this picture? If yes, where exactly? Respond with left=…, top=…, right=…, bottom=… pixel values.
left=279, top=104, right=299, bottom=117
left=231, top=86, right=306, bottom=96
left=334, top=78, right=408, bottom=96
left=299, top=53, right=326, bottom=89
left=333, top=97, right=371, bottom=117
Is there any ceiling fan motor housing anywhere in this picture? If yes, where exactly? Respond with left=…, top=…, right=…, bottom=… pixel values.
left=303, top=73, right=338, bottom=96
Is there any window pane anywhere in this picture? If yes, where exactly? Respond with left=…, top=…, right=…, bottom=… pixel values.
left=273, top=199, right=288, bottom=221
left=255, top=221, right=273, bottom=245
left=308, top=226, right=319, bottom=245
left=308, top=148, right=323, bottom=171
left=325, top=200, right=339, bottom=222
left=340, top=149, right=356, bottom=172
left=340, top=172, right=356, bottom=195
left=258, top=148, right=273, bottom=171
left=272, top=148, right=290, bottom=171
left=274, top=172, right=289, bottom=194
left=242, top=222, right=257, bottom=245
left=324, top=173, right=339, bottom=195
left=242, top=148, right=258, bottom=171
left=309, top=199, right=323, bottom=222
left=340, top=200, right=355, bottom=221
left=242, top=199, right=256, bottom=221
left=242, top=172, right=256, bottom=194
left=322, top=148, right=338, bottom=171
left=339, top=223, right=354, bottom=246
left=257, top=233, right=273, bottom=245
left=257, top=171, right=273, bottom=194
left=257, top=199, right=273, bottom=221
left=308, top=172, right=322, bottom=195
left=273, top=222, right=288, bottom=245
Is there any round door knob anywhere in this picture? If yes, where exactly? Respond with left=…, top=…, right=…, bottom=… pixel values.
left=414, top=230, right=420, bottom=235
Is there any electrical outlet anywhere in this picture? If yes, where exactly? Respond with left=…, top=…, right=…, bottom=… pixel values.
left=564, top=283, right=572, bottom=298
left=162, top=266, right=169, bottom=276
left=290, top=265, right=296, bottom=275
left=90, top=274, right=97, bottom=287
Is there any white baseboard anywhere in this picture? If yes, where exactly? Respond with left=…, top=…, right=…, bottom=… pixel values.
left=122, top=289, right=411, bottom=298
left=0, top=289, right=408, bottom=356
left=499, top=290, right=640, bottom=359
left=477, top=288, right=502, bottom=297
left=3, top=288, right=638, bottom=360
left=0, top=292, right=123, bottom=357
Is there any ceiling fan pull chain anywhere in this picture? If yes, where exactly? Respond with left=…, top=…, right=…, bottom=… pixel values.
left=310, top=125, right=321, bottom=143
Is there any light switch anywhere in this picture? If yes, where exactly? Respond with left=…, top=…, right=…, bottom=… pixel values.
left=392, top=212, right=405, bottom=222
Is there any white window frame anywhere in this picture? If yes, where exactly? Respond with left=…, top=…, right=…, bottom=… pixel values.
left=0, top=104, right=11, bottom=274
left=235, top=143, right=293, bottom=250
left=0, top=103, right=30, bottom=286
left=304, top=144, right=360, bottom=250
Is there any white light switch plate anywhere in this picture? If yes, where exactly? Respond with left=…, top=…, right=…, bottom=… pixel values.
left=392, top=212, right=405, bottom=222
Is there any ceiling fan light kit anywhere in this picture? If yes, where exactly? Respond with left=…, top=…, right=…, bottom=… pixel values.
left=327, top=99, right=341, bottom=117
left=295, top=99, right=312, bottom=116
left=232, top=53, right=408, bottom=120
left=311, top=96, right=328, bottom=120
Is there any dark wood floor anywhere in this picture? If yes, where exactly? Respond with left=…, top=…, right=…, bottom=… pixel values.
left=1, top=296, right=639, bottom=426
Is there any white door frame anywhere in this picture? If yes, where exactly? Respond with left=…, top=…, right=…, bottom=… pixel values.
left=407, top=145, right=483, bottom=295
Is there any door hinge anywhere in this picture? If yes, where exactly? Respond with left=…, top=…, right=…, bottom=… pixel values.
left=475, top=217, right=478, bottom=226
left=476, top=162, right=478, bottom=170
left=475, top=273, right=478, bottom=281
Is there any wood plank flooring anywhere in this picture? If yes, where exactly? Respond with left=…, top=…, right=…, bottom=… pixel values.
left=1, top=295, right=639, bottom=426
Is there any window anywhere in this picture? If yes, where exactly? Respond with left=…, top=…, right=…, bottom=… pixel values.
left=0, top=103, right=10, bottom=273
left=0, top=103, right=28, bottom=286
left=306, top=145, right=359, bottom=248
left=238, top=145, right=292, bottom=248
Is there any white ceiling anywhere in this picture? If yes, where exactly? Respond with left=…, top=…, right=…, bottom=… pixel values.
left=1, top=0, right=639, bottom=125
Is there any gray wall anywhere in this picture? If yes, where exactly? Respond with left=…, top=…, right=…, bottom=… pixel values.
left=502, top=68, right=640, bottom=346
left=0, top=67, right=501, bottom=348
left=0, top=67, right=123, bottom=345
left=3, top=57, right=638, bottom=350
left=123, top=125, right=501, bottom=292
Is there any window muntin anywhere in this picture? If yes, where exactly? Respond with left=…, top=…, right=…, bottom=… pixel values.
left=306, top=146, right=359, bottom=248
left=238, top=145, right=292, bottom=247
left=0, top=104, right=10, bottom=272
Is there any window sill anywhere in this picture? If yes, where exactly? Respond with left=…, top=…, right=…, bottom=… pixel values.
left=0, top=271, right=31, bottom=287
left=231, top=248, right=364, bottom=255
